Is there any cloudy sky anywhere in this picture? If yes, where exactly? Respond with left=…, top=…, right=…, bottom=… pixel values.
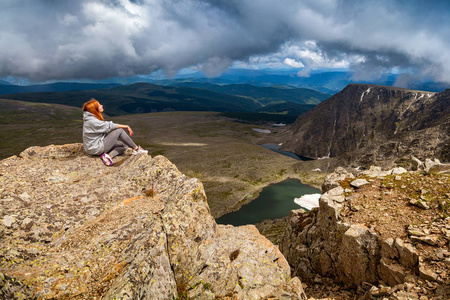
left=1, top=0, right=449, bottom=84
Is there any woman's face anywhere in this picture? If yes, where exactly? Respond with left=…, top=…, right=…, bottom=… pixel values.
left=99, top=103, right=104, bottom=112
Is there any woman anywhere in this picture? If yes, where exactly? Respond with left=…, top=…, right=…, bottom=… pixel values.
left=82, top=98, right=147, bottom=166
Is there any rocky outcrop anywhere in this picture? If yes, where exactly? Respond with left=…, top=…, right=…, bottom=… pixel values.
left=0, top=144, right=305, bottom=299
left=281, top=84, right=449, bottom=167
left=279, top=165, right=450, bottom=299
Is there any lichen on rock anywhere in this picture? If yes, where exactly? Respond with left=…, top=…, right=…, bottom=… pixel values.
left=0, top=143, right=306, bottom=299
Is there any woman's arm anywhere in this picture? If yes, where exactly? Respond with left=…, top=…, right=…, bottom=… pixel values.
left=117, top=124, right=133, bottom=136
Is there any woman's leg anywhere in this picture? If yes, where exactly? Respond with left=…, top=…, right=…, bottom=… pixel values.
left=108, top=141, right=127, bottom=158
left=103, top=129, right=137, bottom=155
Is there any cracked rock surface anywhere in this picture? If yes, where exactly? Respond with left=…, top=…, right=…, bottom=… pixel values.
left=0, top=143, right=305, bottom=300
left=280, top=163, right=449, bottom=299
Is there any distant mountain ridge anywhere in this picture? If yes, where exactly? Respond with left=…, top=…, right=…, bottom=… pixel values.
left=281, top=84, right=450, bottom=167
left=1, top=82, right=322, bottom=122
left=0, top=82, right=120, bottom=94
left=168, top=82, right=330, bottom=105
left=150, top=69, right=448, bottom=93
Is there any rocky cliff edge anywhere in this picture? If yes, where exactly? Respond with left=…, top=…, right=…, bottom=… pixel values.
left=0, top=144, right=305, bottom=300
left=280, top=164, right=449, bottom=299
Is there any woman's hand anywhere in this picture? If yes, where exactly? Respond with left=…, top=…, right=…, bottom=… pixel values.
left=126, top=126, right=133, bottom=136
left=118, top=124, right=133, bottom=136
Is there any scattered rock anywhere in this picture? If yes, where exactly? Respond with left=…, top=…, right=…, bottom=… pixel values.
left=411, top=156, right=424, bottom=171
left=407, top=226, right=426, bottom=237
left=424, top=158, right=441, bottom=173
left=410, top=235, right=439, bottom=246
left=381, top=238, right=398, bottom=260
left=280, top=162, right=450, bottom=300
left=360, top=166, right=390, bottom=177
left=379, top=258, right=407, bottom=287
left=395, top=239, right=418, bottom=268
left=419, top=264, right=438, bottom=282
left=409, top=199, right=430, bottom=210
left=350, top=178, right=369, bottom=188
left=321, top=167, right=354, bottom=193
left=391, top=167, right=408, bottom=175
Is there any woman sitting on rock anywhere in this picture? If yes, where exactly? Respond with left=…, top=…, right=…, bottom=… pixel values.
left=82, top=98, right=147, bottom=166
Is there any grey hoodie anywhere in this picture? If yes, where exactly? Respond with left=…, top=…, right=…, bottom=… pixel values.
left=82, top=111, right=118, bottom=155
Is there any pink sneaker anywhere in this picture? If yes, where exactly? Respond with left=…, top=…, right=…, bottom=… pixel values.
left=100, top=153, right=113, bottom=166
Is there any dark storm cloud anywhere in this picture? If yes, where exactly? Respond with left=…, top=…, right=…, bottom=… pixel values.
left=1, top=0, right=449, bottom=82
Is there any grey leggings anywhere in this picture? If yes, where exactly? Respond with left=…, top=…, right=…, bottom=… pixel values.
left=103, top=129, right=137, bottom=158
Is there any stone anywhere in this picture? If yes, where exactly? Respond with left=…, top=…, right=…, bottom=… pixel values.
left=424, top=158, right=441, bottom=173
left=418, top=235, right=439, bottom=246
left=409, top=199, right=430, bottom=210
left=360, top=166, right=390, bottom=178
left=381, top=238, right=398, bottom=260
left=350, top=178, right=370, bottom=188
left=444, top=258, right=450, bottom=266
left=395, top=239, right=418, bottom=268
left=417, top=201, right=430, bottom=210
left=391, top=167, right=407, bottom=175
left=411, top=156, right=423, bottom=171
left=407, top=226, right=426, bottom=237
left=19, top=191, right=31, bottom=200
left=279, top=160, right=448, bottom=299
left=434, top=248, right=444, bottom=260
left=335, top=225, right=380, bottom=287
left=379, top=258, right=407, bottom=287
left=0, top=144, right=306, bottom=299
left=418, top=265, right=438, bottom=282
left=2, top=215, right=15, bottom=227
left=393, top=291, right=419, bottom=300
left=321, top=167, right=355, bottom=193
left=370, top=285, right=391, bottom=297
left=350, top=205, right=362, bottom=212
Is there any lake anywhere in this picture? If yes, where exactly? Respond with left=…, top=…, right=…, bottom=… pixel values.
left=215, top=178, right=321, bottom=226
left=260, top=143, right=312, bottom=161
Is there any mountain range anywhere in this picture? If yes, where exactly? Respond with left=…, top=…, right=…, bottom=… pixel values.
left=3, top=68, right=447, bottom=94
left=0, top=82, right=119, bottom=94
left=148, top=69, right=448, bottom=94
left=281, top=84, right=450, bottom=167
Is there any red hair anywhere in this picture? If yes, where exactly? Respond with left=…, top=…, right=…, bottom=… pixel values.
left=82, top=98, right=103, bottom=120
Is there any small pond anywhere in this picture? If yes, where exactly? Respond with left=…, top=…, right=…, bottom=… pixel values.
left=215, top=178, right=321, bottom=226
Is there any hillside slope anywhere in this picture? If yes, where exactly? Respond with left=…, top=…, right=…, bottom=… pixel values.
left=280, top=165, right=450, bottom=299
left=281, top=84, right=449, bottom=167
left=2, top=82, right=320, bottom=119
left=2, top=82, right=260, bottom=116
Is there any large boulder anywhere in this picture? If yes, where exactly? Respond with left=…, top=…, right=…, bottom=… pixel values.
left=0, top=144, right=305, bottom=299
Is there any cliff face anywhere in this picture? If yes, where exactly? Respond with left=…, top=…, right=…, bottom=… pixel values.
left=0, top=144, right=305, bottom=299
left=281, top=84, right=449, bottom=167
left=279, top=166, right=450, bottom=299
